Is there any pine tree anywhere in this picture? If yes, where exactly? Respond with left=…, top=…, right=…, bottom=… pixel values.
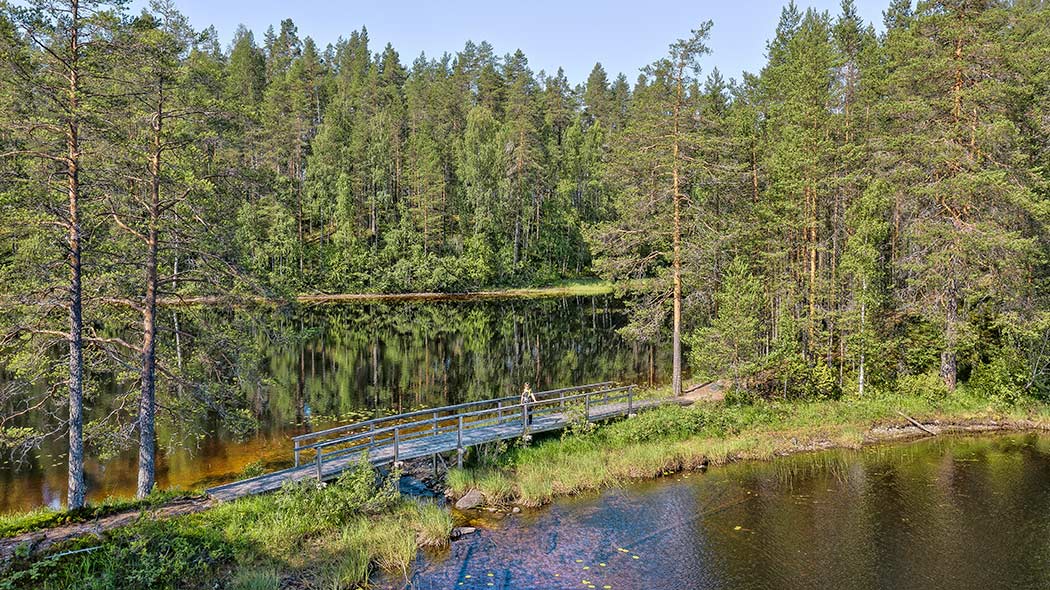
left=594, top=22, right=713, bottom=397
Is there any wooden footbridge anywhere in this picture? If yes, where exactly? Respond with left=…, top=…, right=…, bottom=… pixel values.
left=207, top=382, right=661, bottom=501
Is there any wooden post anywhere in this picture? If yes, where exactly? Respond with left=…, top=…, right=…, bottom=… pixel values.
left=393, top=426, right=400, bottom=463
left=585, top=394, right=590, bottom=421
left=628, top=385, right=634, bottom=415
left=433, top=412, right=438, bottom=435
left=457, top=415, right=464, bottom=468
left=315, top=447, right=323, bottom=480
left=370, top=422, right=375, bottom=447
left=522, top=403, right=528, bottom=434
left=294, top=441, right=300, bottom=467
left=497, top=401, right=503, bottom=424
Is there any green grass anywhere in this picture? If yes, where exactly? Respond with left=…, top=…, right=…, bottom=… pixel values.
left=0, top=488, right=199, bottom=539
left=412, top=501, right=453, bottom=548
left=448, top=383, right=1047, bottom=508
left=0, top=458, right=444, bottom=590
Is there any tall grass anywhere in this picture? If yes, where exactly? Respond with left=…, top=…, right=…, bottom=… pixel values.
left=450, top=384, right=1040, bottom=509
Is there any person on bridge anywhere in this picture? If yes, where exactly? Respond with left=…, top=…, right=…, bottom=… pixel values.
left=521, top=383, right=536, bottom=425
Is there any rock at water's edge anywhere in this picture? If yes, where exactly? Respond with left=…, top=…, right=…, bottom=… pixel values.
left=454, top=489, right=484, bottom=510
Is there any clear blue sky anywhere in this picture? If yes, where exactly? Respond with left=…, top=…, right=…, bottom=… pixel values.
left=145, top=0, right=887, bottom=83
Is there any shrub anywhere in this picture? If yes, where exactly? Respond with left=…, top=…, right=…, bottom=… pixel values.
left=895, top=371, right=949, bottom=401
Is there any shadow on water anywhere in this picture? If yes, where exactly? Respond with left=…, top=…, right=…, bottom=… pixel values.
left=0, top=295, right=668, bottom=513
left=409, top=433, right=1050, bottom=590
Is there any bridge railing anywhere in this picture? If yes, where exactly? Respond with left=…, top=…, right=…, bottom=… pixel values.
left=304, top=383, right=637, bottom=479
left=292, top=381, right=617, bottom=467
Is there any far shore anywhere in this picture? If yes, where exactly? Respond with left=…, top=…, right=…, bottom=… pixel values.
left=152, top=280, right=619, bottom=306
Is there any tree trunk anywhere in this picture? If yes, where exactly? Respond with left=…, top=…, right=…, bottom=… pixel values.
left=137, top=91, right=162, bottom=498
left=65, top=0, right=86, bottom=509
left=670, top=83, right=684, bottom=398
left=940, top=276, right=959, bottom=391
left=858, top=278, right=866, bottom=397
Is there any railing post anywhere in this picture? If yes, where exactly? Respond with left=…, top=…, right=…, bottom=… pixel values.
left=393, top=426, right=400, bottom=463
left=433, top=412, right=439, bottom=435
left=522, top=403, right=528, bottom=434
left=370, top=422, right=376, bottom=447
left=294, top=440, right=300, bottom=468
left=498, top=401, right=503, bottom=424
left=315, top=447, right=323, bottom=480
left=585, top=394, right=590, bottom=421
left=457, top=415, right=464, bottom=468
left=628, top=385, right=634, bottom=415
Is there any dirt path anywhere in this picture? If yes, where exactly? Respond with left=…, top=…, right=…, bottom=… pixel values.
left=0, top=496, right=214, bottom=563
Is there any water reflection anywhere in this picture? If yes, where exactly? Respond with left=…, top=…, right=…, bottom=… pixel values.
left=0, top=295, right=668, bottom=513
left=411, top=434, right=1050, bottom=590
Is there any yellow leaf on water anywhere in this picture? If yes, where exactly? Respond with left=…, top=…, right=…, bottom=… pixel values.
left=487, top=573, right=494, bottom=577
left=632, top=555, right=639, bottom=560
left=734, top=526, right=742, bottom=531
left=583, top=566, right=590, bottom=570
left=604, top=586, right=613, bottom=589
left=599, top=563, right=607, bottom=567
left=576, top=559, right=584, bottom=563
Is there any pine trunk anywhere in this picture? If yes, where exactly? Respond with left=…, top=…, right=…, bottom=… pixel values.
left=65, top=0, right=86, bottom=509
left=137, top=92, right=162, bottom=498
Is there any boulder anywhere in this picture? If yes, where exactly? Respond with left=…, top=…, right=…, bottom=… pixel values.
left=454, top=488, right=484, bottom=510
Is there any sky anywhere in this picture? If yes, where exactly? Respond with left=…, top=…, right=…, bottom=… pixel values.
left=139, top=0, right=888, bottom=84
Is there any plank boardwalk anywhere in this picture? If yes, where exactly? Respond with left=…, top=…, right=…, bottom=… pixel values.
left=207, top=383, right=666, bottom=502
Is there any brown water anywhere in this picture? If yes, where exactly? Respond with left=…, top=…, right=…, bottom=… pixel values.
left=410, top=434, right=1050, bottom=590
left=0, top=295, right=668, bottom=513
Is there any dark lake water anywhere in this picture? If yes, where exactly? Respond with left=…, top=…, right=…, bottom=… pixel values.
left=0, top=295, right=668, bottom=513
left=410, top=433, right=1050, bottom=590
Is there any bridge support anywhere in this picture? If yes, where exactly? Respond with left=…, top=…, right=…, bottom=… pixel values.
left=457, top=415, right=464, bottom=468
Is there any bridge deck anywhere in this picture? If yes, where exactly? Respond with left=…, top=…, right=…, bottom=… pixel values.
left=207, top=388, right=665, bottom=502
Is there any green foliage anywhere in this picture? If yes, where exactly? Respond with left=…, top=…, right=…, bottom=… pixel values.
left=690, top=257, right=762, bottom=384
left=895, top=372, right=950, bottom=402
left=970, top=347, right=1034, bottom=405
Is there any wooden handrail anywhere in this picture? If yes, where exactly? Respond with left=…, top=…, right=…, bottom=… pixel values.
left=309, top=386, right=633, bottom=458
left=293, top=381, right=615, bottom=444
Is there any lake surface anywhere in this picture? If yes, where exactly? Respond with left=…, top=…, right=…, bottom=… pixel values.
left=0, top=295, right=667, bottom=513
left=410, top=434, right=1050, bottom=590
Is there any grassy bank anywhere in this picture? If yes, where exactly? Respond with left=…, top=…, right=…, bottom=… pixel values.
left=6, top=383, right=1048, bottom=589
left=446, top=385, right=1050, bottom=508
left=294, top=278, right=615, bottom=303
left=0, top=489, right=198, bottom=539
left=155, top=278, right=618, bottom=307
left=1, top=459, right=451, bottom=590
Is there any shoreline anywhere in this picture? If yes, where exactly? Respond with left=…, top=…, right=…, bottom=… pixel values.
left=152, top=281, right=617, bottom=307
left=4, top=395, right=1049, bottom=587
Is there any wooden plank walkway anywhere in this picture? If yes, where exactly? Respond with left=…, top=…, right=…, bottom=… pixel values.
left=207, top=383, right=664, bottom=502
